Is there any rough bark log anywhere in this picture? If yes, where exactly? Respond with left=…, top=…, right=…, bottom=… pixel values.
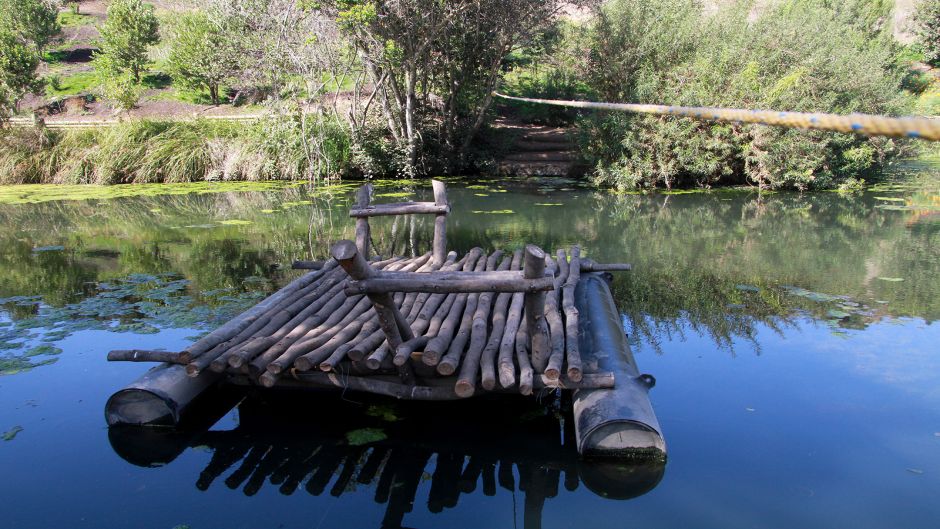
left=432, top=179, right=448, bottom=266
left=515, top=319, right=533, bottom=396
left=355, top=183, right=372, bottom=258
left=349, top=202, right=449, bottom=217
left=524, top=245, right=551, bottom=372
left=454, top=254, right=510, bottom=396
left=107, top=349, right=184, bottom=363
left=543, top=250, right=570, bottom=381
left=435, top=250, right=499, bottom=376
left=563, top=246, right=582, bottom=382
left=480, top=249, right=522, bottom=391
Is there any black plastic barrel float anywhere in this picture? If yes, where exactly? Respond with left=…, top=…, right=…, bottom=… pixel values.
left=571, top=273, right=666, bottom=458
left=105, top=364, right=221, bottom=426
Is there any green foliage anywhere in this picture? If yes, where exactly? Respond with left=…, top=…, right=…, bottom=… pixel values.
left=915, top=0, right=940, bottom=67
left=44, top=71, right=96, bottom=97
left=56, top=11, right=94, bottom=28
left=0, top=116, right=359, bottom=184
left=0, top=0, right=60, bottom=51
left=94, top=52, right=143, bottom=110
left=583, top=0, right=911, bottom=190
left=164, top=11, right=240, bottom=105
left=0, top=30, right=42, bottom=117
left=95, top=0, right=159, bottom=82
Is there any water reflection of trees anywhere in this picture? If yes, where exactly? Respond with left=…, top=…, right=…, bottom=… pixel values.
left=109, top=392, right=665, bottom=529
left=1, top=182, right=936, bottom=352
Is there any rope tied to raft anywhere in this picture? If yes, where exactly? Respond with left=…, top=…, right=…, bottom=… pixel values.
left=493, top=92, right=940, bottom=142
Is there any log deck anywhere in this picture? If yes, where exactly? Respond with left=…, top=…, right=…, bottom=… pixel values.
left=107, top=180, right=633, bottom=399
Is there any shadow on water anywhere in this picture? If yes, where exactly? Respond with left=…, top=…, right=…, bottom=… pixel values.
left=109, top=389, right=665, bottom=529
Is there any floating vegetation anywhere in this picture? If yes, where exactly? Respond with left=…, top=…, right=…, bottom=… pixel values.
left=2, top=426, right=23, bottom=441
left=375, top=192, right=412, bottom=198
left=219, top=220, right=252, bottom=226
left=877, top=277, right=905, bottom=282
left=471, top=210, right=514, bottom=214
left=0, top=273, right=267, bottom=376
left=32, top=246, right=64, bottom=253
left=0, top=182, right=294, bottom=205
left=366, top=404, right=399, bottom=422
left=346, top=428, right=387, bottom=446
left=535, top=203, right=563, bottom=206
left=466, top=185, right=488, bottom=190
left=474, top=193, right=490, bottom=197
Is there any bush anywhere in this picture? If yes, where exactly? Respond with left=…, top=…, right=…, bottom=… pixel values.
left=583, top=0, right=911, bottom=190
left=164, top=11, right=240, bottom=105
left=915, top=0, right=940, bottom=67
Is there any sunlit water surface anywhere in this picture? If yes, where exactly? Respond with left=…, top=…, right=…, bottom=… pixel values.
left=1, top=169, right=938, bottom=528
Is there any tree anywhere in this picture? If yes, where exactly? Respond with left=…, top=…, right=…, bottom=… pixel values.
left=165, top=11, right=240, bottom=105
left=319, top=0, right=576, bottom=173
left=96, top=0, right=159, bottom=82
left=0, top=0, right=60, bottom=52
left=915, top=0, right=940, bottom=67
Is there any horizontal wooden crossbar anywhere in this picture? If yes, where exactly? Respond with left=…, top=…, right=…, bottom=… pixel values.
left=349, top=202, right=450, bottom=218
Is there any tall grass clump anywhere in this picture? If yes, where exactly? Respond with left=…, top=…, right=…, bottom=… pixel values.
left=583, top=0, right=912, bottom=190
left=0, top=115, right=356, bottom=184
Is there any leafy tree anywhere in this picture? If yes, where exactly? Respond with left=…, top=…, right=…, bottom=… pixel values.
left=164, top=11, right=239, bottom=105
left=93, top=52, right=143, bottom=110
left=915, top=0, right=940, bottom=67
left=0, top=0, right=60, bottom=52
left=96, top=0, right=159, bottom=82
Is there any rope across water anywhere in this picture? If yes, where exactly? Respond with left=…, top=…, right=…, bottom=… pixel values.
left=493, top=92, right=940, bottom=142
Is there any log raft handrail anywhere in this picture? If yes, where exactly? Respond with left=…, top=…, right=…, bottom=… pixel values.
left=350, top=179, right=450, bottom=266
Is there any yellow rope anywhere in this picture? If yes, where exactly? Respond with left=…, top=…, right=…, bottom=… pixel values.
left=493, top=92, right=940, bottom=142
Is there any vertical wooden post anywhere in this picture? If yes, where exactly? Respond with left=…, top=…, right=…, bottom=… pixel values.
left=331, top=240, right=415, bottom=383
left=355, top=184, right=372, bottom=259
left=431, top=179, right=448, bottom=266
left=524, top=245, right=551, bottom=371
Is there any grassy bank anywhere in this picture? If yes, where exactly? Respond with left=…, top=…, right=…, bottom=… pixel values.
left=0, top=115, right=359, bottom=184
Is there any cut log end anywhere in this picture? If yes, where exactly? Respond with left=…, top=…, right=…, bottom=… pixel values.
left=544, top=367, right=561, bottom=381
left=331, top=240, right=359, bottom=261
left=567, top=367, right=583, bottom=382
left=259, top=371, right=279, bottom=388
left=455, top=380, right=476, bottom=398
left=437, top=359, right=457, bottom=376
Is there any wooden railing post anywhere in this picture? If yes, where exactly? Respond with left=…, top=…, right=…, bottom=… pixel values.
left=524, top=245, right=551, bottom=371
left=332, top=240, right=415, bottom=383
left=431, top=179, right=448, bottom=266
left=355, top=184, right=372, bottom=259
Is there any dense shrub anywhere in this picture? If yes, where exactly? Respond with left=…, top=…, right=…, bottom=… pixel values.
left=583, top=0, right=911, bottom=190
left=915, top=0, right=940, bottom=67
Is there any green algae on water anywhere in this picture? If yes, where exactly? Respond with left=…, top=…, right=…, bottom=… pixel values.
left=2, top=426, right=23, bottom=441
left=346, top=428, right=387, bottom=446
left=0, top=181, right=295, bottom=205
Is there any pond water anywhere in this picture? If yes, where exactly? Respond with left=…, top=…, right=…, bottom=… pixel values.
left=0, top=170, right=938, bottom=528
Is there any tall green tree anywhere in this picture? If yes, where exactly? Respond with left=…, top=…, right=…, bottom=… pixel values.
left=95, top=0, right=159, bottom=82
left=915, top=0, right=940, bottom=67
left=164, top=11, right=239, bottom=105
left=0, top=0, right=60, bottom=52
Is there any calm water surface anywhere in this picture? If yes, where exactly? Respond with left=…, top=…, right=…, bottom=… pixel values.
left=0, top=171, right=938, bottom=528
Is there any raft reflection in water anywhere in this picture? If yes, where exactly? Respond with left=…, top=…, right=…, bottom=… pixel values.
left=109, top=390, right=666, bottom=528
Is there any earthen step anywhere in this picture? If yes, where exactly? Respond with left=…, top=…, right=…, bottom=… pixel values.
left=498, top=161, right=575, bottom=177
left=514, top=140, right=575, bottom=152
left=503, top=151, right=577, bottom=162
left=521, top=131, right=570, bottom=143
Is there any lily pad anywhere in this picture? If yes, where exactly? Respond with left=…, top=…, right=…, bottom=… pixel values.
left=2, top=426, right=23, bottom=441
left=827, top=309, right=852, bottom=320
left=25, top=345, right=62, bottom=357
left=375, top=192, right=412, bottom=198
left=219, top=219, right=252, bottom=226
left=346, top=427, right=387, bottom=446
left=877, top=277, right=904, bottom=282
left=471, top=210, right=514, bottom=214
left=874, top=197, right=906, bottom=202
